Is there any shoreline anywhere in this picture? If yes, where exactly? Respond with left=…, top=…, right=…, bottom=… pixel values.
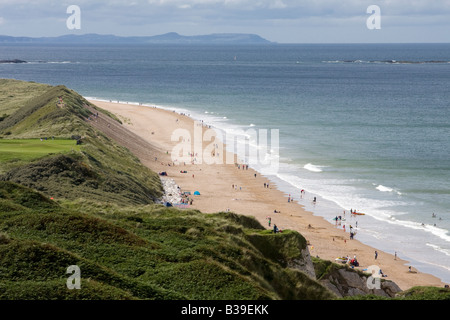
left=88, top=98, right=448, bottom=291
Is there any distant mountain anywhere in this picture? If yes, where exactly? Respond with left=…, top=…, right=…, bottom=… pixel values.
left=0, top=32, right=273, bottom=44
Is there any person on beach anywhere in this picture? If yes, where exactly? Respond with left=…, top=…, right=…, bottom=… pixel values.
left=375, top=251, right=378, bottom=260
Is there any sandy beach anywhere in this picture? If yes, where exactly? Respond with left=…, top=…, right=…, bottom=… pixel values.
left=88, top=99, right=448, bottom=291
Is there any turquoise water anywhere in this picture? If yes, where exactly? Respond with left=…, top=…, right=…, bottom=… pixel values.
left=1, top=43, right=450, bottom=283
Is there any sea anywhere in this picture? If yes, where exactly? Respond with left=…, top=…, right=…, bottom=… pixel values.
left=1, top=43, right=449, bottom=284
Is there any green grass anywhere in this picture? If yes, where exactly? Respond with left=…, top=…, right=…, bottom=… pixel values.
left=0, top=181, right=334, bottom=300
left=0, top=85, right=90, bottom=138
left=395, top=286, right=450, bottom=300
left=0, top=181, right=57, bottom=213
left=0, top=79, right=51, bottom=116
left=0, top=138, right=80, bottom=163
left=0, top=184, right=335, bottom=300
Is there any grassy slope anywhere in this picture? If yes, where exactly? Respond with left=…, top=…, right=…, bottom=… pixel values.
left=0, top=81, right=162, bottom=205
left=0, top=181, right=333, bottom=300
left=0, top=79, right=334, bottom=300
left=0, top=79, right=51, bottom=117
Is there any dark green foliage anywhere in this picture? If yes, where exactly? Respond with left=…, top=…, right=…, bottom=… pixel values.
left=312, top=257, right=340, bottom=281
left=246, top=230, right=307, bottom=268
left=0, top=181, right=57, bottom=211
left=210, top=211, right=266, bottom=230
left=1, top=152, right=161, bottom=205
left=0, top=239, right=183, bottom=300
left=396, top=286, right=450, bottom=300
left=0, top=194, right=334, bottom=300
left=0, top=280, right=137, bottom=300
left=2, top=212, right=147, bottom=246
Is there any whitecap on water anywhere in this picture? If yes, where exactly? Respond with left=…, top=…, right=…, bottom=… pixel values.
left=303, top=163, right=325, bottom=172
left=376, top=184, right=402, bottom=195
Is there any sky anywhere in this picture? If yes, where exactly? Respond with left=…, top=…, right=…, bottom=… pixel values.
left=0, top=0, right=449, bottom=43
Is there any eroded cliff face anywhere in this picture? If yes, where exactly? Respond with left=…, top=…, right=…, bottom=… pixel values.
left=246, top=229, right=403, bottom=299
left=314, top=261, right=402, bottom=298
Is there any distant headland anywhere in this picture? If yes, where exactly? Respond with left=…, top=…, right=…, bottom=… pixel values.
left=0, top=32, right=273, bottom=44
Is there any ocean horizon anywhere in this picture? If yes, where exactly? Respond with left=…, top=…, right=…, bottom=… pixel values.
left=1, top=42, right=449, bottom=284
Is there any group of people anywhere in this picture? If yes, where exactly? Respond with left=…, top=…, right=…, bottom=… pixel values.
left=40, top=136, right=55, bottom=142
left=179, top=195, right=193, bottom=205
left=267, top=216, right=282, bottom=234
left=86, top=111, right=99, bottom=122
left=231, top=184, right=243, bottom=191
left=235, top=163, right=249, bottom=170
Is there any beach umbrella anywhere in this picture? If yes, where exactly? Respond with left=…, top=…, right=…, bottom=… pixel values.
left=194, top=191, right=200, bottom=195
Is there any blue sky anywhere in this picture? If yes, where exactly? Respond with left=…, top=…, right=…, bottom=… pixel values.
left=1, top=0, right=449, bottom=43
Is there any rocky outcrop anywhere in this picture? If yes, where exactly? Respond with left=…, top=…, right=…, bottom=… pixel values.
left=0, top=59, right=27, bottom=64
left=318, top=265, right=402, bottom=298
left=160, top=177, right=183, bottom=204
left=294, top=247, right=316, bottom=280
